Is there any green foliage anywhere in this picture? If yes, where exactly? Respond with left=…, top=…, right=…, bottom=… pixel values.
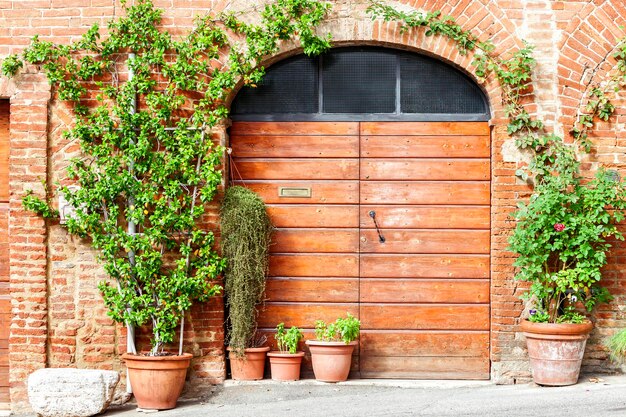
left=275, top=323, right=304, bottom=354
left=314, top=313, right=360, bottom=344
left=607, top=329, right=626, bottom=363
left=221, top=186, right=273, bottom=355
left=22, top=190, right=59, bottom=219
left=1, top=54, right=23, bottom=77
left=509, top=154, right=626, bottom=323
left=7, top=0, right=332, bottom=355
left=572, top=36, right=626, bottom=152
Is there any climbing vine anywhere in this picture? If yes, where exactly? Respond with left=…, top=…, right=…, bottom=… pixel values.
left=1, top=0, right=332, bottom=354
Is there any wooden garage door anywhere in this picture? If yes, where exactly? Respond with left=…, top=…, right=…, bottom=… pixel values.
left=230, top=120, right=490, bottom=379
left=0, top=100, right=9, bottom=402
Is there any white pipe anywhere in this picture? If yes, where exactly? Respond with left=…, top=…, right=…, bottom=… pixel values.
left=126, top=52, right=137, bottom=394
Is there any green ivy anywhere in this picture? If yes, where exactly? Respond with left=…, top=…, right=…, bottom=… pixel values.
left=2, top=0, right=332, bottom=354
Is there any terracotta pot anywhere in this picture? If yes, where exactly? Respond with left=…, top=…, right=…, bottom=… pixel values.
left=122, top=352, right=192, bottom=410
left=305, top=340, right=357, bottom=382
left=228, top=346, right=270, bottom=380
left=521, top=320, right=593, bottom=386
left=268, top=351, right=305, bottom=381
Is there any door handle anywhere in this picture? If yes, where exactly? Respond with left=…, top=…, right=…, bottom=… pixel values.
left=368, top=210, right=385, bottom=243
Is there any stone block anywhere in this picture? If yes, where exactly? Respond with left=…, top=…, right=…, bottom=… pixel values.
left=28, top=368, right=120, bottom=417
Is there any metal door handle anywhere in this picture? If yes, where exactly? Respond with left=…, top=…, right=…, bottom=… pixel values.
left=368, top=210, right=385, bottom=243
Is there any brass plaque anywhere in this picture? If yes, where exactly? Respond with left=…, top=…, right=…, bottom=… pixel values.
left=279, top=187, right=311, bottom=198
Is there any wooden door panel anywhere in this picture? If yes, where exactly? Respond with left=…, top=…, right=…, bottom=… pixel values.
left=231, top=121, right=359, bottom=136
left=230, top=120, right=491, bottom=380
left=272, top=228, right=359, bottom=253
left=360, top=331, right=489, bottom=357
left=269, top=254, right=359, bottom=277
left=265, top=277, right=359, bottom=303
left=234, top=180, right=358, bottom=204
left=359, top=206, right=490, bottom=229
left=359, top=279, right=489, bottom=303
left=360, top=230, right=490, bottom=254
left=360, top=356, right=490, bottom=379
left=230, top=135, right=359, bottom=158
left=233, top=158, right=359, bottom=180
left=360, top=254, right=489, bottom=278
left=360, top=121, right=490, bottom=136
left=360, top=304, right=489, bottom=330
left=267, top=205, right=359, bottom=228
left=361, top=135, right=490, bottom=158
left=258, top=303, right=359, bottom=329
left=360, top=181, right=490, bottom=205
left=361, top=159, right=490, bottom=181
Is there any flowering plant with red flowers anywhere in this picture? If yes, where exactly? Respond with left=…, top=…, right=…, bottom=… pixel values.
left=509, top=141, right=626, bottom=323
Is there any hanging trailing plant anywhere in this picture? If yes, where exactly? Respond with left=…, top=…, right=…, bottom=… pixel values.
left=220, top=185, right=273, bottom=355
left=1, top=0, right=332, bottom=355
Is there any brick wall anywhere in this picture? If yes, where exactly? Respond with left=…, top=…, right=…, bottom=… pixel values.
left=2, top=0, right=626, bottom=411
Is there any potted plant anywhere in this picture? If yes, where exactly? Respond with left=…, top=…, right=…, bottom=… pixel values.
left=221, top=185, right=273, bottom=380
left=267, top=323, right=305, bottom=381
left=509, top=139, right=626, bottom=386
left=305, top=313, right=360, bottom=382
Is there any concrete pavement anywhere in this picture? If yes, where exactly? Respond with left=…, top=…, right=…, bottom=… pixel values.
left=96, top=374, right=626, bottom=417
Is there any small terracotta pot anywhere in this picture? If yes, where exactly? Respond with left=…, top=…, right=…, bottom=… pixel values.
left=228, top=346, right=270, bottom=380
left=122, top=352, right=192, bottom=410
left=521, top=320, right=593, bottom=386
left=306, top=340, right=357, bottom=382
left=268, top=351, right=305, bottom=381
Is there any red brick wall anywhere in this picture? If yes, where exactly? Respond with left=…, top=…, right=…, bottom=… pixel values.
left=2, top=0, right=626, bottom=411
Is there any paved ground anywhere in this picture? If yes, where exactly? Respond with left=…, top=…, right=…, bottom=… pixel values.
left=98, top=375, right=626, bottom=417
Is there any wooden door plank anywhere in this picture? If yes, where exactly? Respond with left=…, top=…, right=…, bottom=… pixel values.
left=360, top=331, right=489, bottom=357
left=265, top=277, right=359, bottom=303
left=233, top=158, right=359, bottom=180
left=361, top=135, right=490, bottom=158
left=360, top=356, right=490, bottom=379
left=234, top=180, right=358, bottom=204
left=360, top=229, right=489, bottom=254
left=360, top=181, right=490, bottom=205
left=231, top=121, right=359, bottom=136
left=359, top=206, right=490, bottom=229
left=267, top=205, right=359, bottom=228
left=258, top=303, right=359, bottom=328
left=360, top=121, right=490, bottom=136
left=230, top=135, right=359, bottom=158
left=360, top=254, right=489, bottom=278
left=270, top=254, right=359, bottom=277
left=361, top=159, right=490, bottom=181
left=360, top=304, right=489, bottom=330
left=359, top=279, right=489, bottom=303
left=272, top=228, right=359, bottom=253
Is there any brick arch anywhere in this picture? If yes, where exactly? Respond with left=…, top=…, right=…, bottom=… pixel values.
left=556, top=0, right=626, bottom=137
left=225, top=0, right=526, bottom=120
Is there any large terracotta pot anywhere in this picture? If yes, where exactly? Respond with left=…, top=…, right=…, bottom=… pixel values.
left=521, top=320, right=593, bottom=386
left=122, top=352, right=192, bottom=410
left=268, top=351, right=305, bottom=381
left=305, top=340, right=357, bottom=382
left=228, top=346, right=270, bottom=380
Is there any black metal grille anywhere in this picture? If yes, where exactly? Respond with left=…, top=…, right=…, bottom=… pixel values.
left=322, top=49, right=396, bottom=113
left=230, top=47, right=489, bottom=121
left=230, top=55, right=318, bottom=114
left=400, top=54, right=486, bottom=114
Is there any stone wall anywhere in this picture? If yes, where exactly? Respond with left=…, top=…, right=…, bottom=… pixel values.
left=2, top=0, right=626, bottom=411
